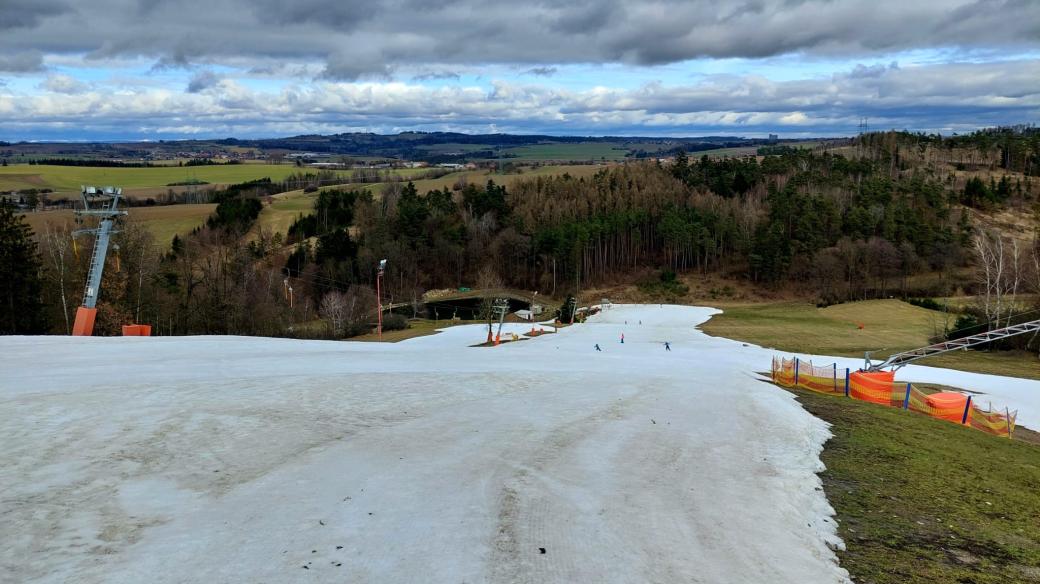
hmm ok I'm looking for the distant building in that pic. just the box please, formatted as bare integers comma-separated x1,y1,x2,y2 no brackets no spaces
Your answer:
768,134,779,143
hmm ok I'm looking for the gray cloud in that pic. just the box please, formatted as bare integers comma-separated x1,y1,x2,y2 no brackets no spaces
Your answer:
0,0,1036,71
523,67,558,77
0,0,68,31
320,49,396,81
249,0,372,27
0,52,45,73
412,71,462,82
186,70,221,93
2,59,1037,140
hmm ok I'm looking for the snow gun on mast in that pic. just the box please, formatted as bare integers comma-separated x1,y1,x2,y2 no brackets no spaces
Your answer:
71,186,127,336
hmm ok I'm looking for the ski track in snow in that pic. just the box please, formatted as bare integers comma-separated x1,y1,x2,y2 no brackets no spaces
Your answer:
4,303,1031,583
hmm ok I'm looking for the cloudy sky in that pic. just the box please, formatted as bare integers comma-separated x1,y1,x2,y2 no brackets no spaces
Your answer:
0,0,1037,140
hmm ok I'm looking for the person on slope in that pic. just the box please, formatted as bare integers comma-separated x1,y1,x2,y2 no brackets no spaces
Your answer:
595,343,602,351
664,342,671,351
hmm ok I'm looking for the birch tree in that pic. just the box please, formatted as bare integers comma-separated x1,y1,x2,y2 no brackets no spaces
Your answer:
973,230,1022,330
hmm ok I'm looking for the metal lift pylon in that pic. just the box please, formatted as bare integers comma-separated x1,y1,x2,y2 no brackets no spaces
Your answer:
71,186,127,336
865,317,1040,372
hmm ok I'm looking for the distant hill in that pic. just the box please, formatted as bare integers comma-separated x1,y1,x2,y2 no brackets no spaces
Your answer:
0,132,825,164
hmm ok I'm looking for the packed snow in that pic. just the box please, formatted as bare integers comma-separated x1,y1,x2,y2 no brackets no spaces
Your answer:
1,304,1033,583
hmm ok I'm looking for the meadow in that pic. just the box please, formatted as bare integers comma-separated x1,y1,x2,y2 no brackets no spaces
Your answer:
497,143,630,161
702,299,1040,380
1,164,452,203
0,163,315,197
790,386,1040,583
20,204,216,248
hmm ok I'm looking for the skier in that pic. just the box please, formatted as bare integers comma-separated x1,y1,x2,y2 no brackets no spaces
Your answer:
664,342,671,351
620,333,625,344
595,343,602,351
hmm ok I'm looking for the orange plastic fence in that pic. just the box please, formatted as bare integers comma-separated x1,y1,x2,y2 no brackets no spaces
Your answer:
908,390,968,423
771,356,1017,438
849,371,899,406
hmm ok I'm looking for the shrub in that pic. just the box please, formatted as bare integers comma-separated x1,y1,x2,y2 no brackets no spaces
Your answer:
382,313,408,331
907,297,942,311
949,313,980,340
637,269,689,299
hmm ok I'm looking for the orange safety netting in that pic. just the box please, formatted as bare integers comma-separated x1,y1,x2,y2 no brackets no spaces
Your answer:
848,370,900,406
970,406,1017,437
907,390,968,423
770,355,1017,438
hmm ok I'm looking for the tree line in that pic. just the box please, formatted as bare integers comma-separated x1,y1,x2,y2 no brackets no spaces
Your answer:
3,127,1038,338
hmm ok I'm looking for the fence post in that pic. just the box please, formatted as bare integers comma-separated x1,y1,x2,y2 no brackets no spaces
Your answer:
794,358,800,386
903,383,912,410
1006,407,1012,438
961,395,973,425
844,368,850,397
833,363,838,393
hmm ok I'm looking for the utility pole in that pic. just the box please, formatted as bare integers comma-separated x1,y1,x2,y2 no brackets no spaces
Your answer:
71,186,127,336
377,258,387,339
493,298,509,345
571,251,580,325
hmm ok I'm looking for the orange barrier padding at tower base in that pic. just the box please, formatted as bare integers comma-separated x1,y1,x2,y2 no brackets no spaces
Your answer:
121,324,152,336
771,355,1017,438
72,307,97,336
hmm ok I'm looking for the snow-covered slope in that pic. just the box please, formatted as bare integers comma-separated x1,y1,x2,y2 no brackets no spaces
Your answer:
9,303,988,583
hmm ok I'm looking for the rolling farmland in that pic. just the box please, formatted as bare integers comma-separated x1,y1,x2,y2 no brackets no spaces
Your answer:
0,163,333,198
20,204,216,247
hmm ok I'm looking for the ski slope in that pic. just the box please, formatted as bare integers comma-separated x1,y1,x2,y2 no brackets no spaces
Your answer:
15,303,1027,583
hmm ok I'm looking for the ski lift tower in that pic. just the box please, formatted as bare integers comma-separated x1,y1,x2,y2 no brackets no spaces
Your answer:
71,186,127,336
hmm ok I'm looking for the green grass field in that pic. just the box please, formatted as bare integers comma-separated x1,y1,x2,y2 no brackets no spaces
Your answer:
0,163,317,197
0,164,436,199
256,190,318,237
348,318,472,342
20,204,216,248
702,299,1040,380
787,386,1040,583
498,143,629,161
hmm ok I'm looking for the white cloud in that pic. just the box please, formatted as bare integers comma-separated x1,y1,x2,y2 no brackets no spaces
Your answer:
3,59,1038,139
40,73,88,94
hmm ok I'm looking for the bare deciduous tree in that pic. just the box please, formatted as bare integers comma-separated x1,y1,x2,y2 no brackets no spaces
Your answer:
41,223,74,334
319,291,348,337
476,264,503,342
973,229,1023,330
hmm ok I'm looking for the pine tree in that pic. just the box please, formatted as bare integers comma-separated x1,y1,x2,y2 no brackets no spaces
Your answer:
0,205,48,333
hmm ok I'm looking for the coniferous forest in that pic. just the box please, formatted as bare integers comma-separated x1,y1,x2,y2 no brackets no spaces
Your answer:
4,127,1039,337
